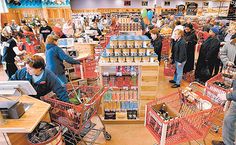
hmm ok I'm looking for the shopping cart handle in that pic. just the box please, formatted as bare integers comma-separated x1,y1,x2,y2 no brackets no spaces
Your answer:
84,87,108,107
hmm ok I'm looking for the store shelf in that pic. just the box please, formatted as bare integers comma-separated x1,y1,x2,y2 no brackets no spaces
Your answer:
102,117,144,124
99,62,159,67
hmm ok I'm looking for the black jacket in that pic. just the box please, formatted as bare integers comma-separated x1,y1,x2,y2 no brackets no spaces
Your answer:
198,36,220,63
151,36,162,56
2,38,17,63
173,38,187,63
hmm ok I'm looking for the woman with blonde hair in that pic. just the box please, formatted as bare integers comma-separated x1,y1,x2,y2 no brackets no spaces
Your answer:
169,29,187,88
45,34,80,84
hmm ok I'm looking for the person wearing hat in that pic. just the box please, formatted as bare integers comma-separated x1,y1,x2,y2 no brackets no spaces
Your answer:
195,27,221,82
212,35,236,145
183,23,198,74
150,28,163,63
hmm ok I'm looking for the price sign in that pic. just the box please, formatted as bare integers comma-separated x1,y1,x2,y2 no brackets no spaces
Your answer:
131,72,137,76
123,87,129,90
116,72,122,76
103,72,109,76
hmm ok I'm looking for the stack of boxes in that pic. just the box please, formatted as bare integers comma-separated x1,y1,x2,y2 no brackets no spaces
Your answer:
100,35,159,64
118,18,141,31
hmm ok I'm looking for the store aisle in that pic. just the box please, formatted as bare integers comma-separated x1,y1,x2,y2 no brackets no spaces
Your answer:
0,64,223,145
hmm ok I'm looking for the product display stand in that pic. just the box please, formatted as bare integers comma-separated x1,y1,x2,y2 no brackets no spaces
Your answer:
98,35,159,123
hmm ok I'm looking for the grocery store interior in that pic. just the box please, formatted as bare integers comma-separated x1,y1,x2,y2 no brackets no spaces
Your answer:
0,0,236,145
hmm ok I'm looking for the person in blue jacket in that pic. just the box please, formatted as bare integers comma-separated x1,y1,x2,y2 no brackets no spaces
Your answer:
10,55,69,102
45,34,80,84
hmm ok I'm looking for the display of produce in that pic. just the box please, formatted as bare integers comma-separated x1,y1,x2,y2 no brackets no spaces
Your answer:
160,26,172,36
100,35,159,64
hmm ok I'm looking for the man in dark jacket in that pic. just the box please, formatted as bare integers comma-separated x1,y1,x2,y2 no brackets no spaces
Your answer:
10,55,69,102
150,28,162,63
183,24,198,73
2,32,24,78
195,27,221,82
169,29,187,88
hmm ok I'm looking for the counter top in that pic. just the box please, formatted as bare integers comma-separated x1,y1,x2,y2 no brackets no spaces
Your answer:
0,96,50,133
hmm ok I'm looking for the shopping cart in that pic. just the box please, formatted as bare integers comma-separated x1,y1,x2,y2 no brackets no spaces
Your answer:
145,82,221,145
161,38,171,59
41,86,111,145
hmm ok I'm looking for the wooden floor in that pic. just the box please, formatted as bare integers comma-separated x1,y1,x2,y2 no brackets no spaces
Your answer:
0,63,222,145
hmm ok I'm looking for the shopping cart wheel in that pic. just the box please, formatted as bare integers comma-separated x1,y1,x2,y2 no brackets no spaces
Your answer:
103,131,111,141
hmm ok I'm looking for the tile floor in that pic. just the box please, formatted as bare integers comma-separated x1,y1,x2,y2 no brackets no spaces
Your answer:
0,64,222,145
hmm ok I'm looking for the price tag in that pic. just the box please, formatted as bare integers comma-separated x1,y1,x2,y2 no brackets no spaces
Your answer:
103,72,109,76
131,72,137,76
116,72,122,76
123,87,129,90
131,86,137,90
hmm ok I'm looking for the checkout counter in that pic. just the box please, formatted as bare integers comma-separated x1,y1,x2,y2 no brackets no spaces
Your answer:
0,81,51,145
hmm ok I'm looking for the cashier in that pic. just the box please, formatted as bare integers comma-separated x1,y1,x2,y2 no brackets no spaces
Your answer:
10,55,69,102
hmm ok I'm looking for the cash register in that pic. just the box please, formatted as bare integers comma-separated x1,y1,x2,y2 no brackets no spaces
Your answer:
0,81,37,119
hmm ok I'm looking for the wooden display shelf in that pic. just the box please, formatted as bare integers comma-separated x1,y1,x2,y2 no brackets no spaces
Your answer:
102,117,144,124
99,62,159,123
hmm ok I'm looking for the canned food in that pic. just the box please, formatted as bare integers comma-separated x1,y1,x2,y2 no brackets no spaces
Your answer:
106,48,114,56
150,55,158,63
146,48,154,56
118,57,126,63
110,57,118,63
126,56,134,63
122,48,130,56
142,56,150,62
134,56,142,63
130,48,138,56
138,48,146,56
114,49,122,56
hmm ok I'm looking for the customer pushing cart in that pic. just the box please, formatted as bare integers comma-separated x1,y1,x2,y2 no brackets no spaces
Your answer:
41,85,111,145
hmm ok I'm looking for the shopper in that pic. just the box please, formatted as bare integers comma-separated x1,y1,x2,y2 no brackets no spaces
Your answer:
144,25,154,39
183,24,198,73
212,35,236,145
39,19,52,43
150,28,162,63
90,22,102,41
219,35,236,67
2,32,24,78
224,26,236,42
169,29,187,88
45,34,80,85
10,55,69,102
62,20,75,38
52,24,67,38
195,27,220,83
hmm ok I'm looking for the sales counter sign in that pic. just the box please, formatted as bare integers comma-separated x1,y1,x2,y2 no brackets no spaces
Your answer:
186,2,198,15
228,0,236,17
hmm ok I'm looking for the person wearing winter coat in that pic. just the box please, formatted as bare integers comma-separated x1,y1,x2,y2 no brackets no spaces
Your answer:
150,28,162,63
183,24,198,73
169,29,187,88
195,27,221,82
45,34,80,85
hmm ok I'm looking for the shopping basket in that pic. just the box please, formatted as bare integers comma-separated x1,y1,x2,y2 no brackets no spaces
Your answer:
205,72,234,104
145,82,221,145
41,86,111,145
164,61,175,77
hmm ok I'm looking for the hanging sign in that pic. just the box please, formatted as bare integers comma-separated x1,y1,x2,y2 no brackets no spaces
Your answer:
186,2,198,15
228,0,236,18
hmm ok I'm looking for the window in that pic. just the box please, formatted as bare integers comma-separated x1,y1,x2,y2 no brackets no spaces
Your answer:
164,1,170,6
124,1,131,6
142,1,148,6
